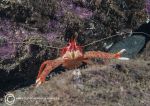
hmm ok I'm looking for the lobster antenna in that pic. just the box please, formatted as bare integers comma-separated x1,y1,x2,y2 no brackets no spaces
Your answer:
83,31,150,47
1,41,61,49
69,32,78,42
1,31,149,49
83,33,122,47
74,32,79,40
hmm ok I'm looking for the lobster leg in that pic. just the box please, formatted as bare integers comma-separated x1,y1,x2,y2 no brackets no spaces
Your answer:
36,57,63,87
84,49,129,60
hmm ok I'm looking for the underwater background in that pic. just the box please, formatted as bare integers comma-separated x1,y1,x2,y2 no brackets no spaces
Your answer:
0,0,150,105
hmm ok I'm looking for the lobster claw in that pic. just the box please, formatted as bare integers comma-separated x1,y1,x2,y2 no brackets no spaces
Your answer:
118,57,130,60
116,49,130,60
36,76,47,87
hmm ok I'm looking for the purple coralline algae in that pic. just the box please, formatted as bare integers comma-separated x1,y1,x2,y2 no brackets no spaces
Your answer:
145,0,150,14
59,0,93,19
0,0,94,59
0,19,59,59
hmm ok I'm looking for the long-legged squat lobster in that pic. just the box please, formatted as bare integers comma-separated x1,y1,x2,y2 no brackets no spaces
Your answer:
35,37,129,87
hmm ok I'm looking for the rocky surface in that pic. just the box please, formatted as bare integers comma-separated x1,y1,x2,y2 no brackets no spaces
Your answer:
109,35,146,58
1,60,150,106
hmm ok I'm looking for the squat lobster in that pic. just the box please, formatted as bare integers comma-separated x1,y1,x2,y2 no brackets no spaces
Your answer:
35,38,129,87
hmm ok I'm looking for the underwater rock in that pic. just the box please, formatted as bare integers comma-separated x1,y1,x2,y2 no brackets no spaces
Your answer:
109,35,146,58
0,0,32,22
0,18,59,93
2,60,150,106
0,34,57,96
0,18,60,59
145,0,150,14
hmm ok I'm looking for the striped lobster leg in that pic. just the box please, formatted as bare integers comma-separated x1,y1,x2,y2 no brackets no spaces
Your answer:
84,49,129,60
35,58,63,87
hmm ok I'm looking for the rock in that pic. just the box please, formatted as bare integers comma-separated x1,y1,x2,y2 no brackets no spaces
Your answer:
109,35,146,58
1,60,150,106
0,35,55,97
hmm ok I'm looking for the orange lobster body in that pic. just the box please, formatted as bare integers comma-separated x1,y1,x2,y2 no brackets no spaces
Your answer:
35,38,129,87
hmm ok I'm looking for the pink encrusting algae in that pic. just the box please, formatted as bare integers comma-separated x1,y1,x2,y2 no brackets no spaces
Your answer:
73,7,93,19
0,44,16,59
145,0,150,14
0,19,59,59
0,0,93,59
59,0,93,19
